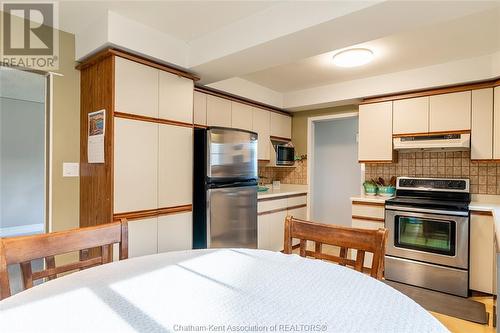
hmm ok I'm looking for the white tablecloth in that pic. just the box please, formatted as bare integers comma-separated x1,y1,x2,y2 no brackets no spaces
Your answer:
0,249,448,333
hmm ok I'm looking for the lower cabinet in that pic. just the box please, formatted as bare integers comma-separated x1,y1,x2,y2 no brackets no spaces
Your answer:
158,212,192,253
470,212,496,294
257,194,307,251
127,212,192,258
128,217,158,258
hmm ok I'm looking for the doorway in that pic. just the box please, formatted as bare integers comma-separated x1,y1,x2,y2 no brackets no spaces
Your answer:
308,113,361,227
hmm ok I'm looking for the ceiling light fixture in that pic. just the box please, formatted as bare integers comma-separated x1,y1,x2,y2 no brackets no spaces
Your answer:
332,48,374,68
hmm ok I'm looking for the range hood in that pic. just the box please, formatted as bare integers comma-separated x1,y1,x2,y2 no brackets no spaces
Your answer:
393,133,470,152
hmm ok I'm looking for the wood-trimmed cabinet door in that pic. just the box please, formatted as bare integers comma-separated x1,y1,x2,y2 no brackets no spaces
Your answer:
270,112,291,139
158,124,193,208
114,57,159,117
471,88,493,160
470,212,496,294
267,210,288,252
158,212,193,252
393,97,429,135
429,91,471,132
494,87,500,159
193,91,207,126
207,95,231,127
231,102,253,131
252,107,271,160
159,71,193,124
114,118,158,213
128,217,158,258
358,101,393,162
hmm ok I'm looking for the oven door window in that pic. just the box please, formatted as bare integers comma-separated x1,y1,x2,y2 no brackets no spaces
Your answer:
395,216,456,256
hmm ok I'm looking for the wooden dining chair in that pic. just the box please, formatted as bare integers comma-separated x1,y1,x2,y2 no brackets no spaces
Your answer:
283,216,388,279
0,219,128,300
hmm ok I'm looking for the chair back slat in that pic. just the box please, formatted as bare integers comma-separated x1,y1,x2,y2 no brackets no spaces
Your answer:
0,220,128,300
284,216,388,279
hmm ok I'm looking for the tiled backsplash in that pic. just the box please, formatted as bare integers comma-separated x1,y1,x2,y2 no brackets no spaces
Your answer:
365,151,500,195
258,159,307,185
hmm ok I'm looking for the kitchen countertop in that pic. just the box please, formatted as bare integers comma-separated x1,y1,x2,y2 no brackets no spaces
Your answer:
469,195,500,253
350,194,392,204
258,184,308,199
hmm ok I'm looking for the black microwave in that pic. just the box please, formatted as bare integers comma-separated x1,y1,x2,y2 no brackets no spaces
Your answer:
276,144,295,165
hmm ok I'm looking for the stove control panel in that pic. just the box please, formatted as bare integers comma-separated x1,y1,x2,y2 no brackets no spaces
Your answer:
397,177,469,192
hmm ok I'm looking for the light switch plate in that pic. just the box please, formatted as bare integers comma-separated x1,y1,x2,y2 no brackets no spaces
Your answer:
62,162,79,177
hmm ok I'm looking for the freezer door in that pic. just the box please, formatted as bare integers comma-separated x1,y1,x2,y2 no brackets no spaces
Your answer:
207,185,257,248
207,127,258,181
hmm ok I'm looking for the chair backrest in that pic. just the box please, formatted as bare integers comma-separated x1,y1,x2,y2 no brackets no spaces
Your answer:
283,216,388,279
0,219,128,300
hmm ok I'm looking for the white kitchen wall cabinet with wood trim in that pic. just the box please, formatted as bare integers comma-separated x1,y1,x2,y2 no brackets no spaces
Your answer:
193,91,207,126
207,94,232,127
392,97,429,135
231,101,253,131
270,112,292,139
494,87,500,159
429,91,471,132
471,88,493,160
79,51,197,259
358,101,393,162
252,107,271,160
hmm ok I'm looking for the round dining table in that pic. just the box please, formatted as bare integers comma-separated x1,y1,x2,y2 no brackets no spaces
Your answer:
0,249,448,333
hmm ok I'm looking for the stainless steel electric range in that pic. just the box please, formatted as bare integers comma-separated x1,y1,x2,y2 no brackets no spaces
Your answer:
384,177,470,297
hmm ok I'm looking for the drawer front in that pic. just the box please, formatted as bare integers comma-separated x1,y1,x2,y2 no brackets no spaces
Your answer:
351,203,385,219
287,194,307,207
258,198,288,213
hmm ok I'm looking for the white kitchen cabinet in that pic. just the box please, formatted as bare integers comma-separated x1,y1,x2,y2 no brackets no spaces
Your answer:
158,124,193,208
207,95,231,127
494,87,500,159
115,57,158,118
265,210,288,252
128,217,158,258
358,101,393,162
193,91,207,126
231,102,253,131
471,88,494,160
351,201,385,268
158,212,193,252
114,118,158,213
470,212,496,294
429,91,471,132
159,71,193,124
351,218,384,269
287,206,307,220
270,112,291,139
393,97,429,135
252,107,271,160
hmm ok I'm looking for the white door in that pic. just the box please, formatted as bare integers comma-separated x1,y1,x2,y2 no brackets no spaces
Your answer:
358,102,393,162
128,217,158,258
114,118,158,213
270,112,291,139
115,57,159,117
158,212,193,252
252,108,271,160
158,71,193,124
429,91,471,132
158,124,193,208
393,97,429,135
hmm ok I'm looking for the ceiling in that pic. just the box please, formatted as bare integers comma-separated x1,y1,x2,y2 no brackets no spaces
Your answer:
242,8,500,92
58,1,278,41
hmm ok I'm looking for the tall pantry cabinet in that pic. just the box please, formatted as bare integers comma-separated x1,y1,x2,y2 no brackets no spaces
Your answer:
78,49,198,258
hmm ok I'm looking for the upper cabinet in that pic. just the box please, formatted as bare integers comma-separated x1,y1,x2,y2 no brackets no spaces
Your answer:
393,97,429,135
207,95,232,127
494,87,500,159
429,91,471,132
231,102,253,131
193,91,207,126
159,71,193,124
359,101,393,162
471,88,493,160
252,107,271,160
115,57,158,118
270,112,292,139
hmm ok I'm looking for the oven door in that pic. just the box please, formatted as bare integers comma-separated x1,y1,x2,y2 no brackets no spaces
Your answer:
385,207,468,269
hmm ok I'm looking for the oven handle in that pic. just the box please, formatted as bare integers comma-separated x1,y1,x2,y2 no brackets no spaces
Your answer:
385,205,469,217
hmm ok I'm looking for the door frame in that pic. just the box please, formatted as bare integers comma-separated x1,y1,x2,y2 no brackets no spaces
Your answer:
307,112,362,220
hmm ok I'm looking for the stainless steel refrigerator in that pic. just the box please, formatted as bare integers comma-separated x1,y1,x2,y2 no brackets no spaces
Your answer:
193,127,258,249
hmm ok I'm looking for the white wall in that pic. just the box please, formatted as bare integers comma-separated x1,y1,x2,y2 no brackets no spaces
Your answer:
311,117,360,227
